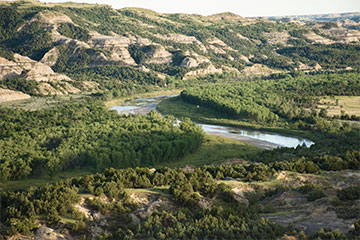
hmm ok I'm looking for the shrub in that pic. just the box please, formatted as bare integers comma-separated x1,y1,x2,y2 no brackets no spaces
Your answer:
298,184,316,194
337,186,360,201
307,190,326,201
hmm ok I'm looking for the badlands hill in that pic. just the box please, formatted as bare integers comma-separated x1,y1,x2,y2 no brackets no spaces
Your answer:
0,0,359,101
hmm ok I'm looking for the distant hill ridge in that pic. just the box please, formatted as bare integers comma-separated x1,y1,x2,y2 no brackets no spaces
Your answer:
268,12,360,22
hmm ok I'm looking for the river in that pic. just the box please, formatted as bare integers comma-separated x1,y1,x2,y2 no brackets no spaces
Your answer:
110,95,315,150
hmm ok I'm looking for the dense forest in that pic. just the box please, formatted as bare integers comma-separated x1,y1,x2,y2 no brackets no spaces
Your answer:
0,102,204,181
181,71,360,125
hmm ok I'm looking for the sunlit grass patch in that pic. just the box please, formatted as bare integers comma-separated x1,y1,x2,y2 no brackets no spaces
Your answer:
318,96,360,117
154,134,262,169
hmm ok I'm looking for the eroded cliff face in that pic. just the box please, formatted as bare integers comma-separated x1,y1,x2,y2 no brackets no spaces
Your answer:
91,35,145,65
155,33,208,53
304,32,336,44
263,32,291,45
181,57,199,68
0,88,31,103
0,57,23,80
325,28,360,43
40,47,60,67
241,64,280,77
0,54,80,97
145,46,173,64
183,64,223,80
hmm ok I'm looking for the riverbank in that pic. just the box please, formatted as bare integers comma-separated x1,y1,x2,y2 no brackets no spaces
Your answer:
109,93,315,149
105,89,181,108
157,96,322,142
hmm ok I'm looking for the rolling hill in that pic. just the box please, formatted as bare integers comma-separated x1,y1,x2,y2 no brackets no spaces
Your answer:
0,0,359,101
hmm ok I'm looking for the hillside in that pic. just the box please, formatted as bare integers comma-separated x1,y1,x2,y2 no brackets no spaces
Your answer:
0,0,359,101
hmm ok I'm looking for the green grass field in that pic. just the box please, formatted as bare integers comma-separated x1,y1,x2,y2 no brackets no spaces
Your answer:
154,134,262,169
0,168,94,191
318,96,360,117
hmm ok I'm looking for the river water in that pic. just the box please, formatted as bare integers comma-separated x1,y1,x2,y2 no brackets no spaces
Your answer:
110,95,314,150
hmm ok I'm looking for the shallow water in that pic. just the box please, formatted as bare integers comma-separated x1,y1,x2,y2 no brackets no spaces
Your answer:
110,95,315,149
201,124,314,149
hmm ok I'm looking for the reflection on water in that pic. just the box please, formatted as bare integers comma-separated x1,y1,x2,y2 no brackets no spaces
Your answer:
111,95,178,115
110,96,315,149
201,124,314,148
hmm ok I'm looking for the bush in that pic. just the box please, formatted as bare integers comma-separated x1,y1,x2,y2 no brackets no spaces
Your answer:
298,184,316,194
310,228,346,240
335,206,360,219
337,186,360,201
262,203,276,213
307,190,326,201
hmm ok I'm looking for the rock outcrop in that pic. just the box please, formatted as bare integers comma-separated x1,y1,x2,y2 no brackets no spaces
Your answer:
207,45,227,54
0,88,31,103
237,33,250,41
155,33,208,53
40,47,60,67
18,10,73,33
207,37,236,51
34,10,73,26
1,54,72,83
296,62,322,71
325,28,360,43
263,32,291,45
91,35,156,65
145,46,172,64
241,64,279,77
111,48,136,65
130,193,175,222
222,66,241,74
34,226,67,240
232,187,250,206
0,57,23,80
183,51,211,65
91,36,132,48
238,55,251,64
12,54,73,83
180,57,199,68
183,64,223,79
0,53,80,96
1,1,358,99
304,32,335,44
91,35,152,48
14,54,54,76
